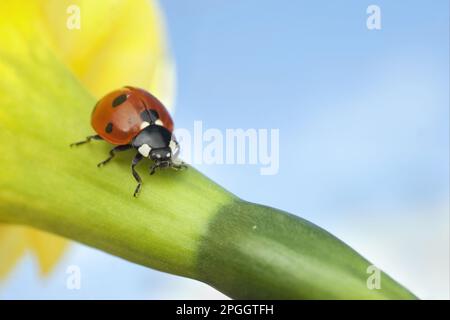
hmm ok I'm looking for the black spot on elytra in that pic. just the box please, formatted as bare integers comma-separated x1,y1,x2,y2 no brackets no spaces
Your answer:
140,109,159,123
112,94,128,107
105,122,113,133
150,110,159,120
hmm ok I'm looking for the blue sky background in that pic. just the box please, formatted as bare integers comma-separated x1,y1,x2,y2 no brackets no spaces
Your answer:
1,0,449,299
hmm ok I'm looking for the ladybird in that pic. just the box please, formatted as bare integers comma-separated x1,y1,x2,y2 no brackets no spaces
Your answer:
71,86,186,197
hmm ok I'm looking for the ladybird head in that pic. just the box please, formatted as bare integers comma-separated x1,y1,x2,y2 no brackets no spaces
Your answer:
132,124,180,164
149,147,172,162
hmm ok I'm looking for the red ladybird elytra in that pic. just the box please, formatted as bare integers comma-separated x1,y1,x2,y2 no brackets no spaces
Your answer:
71,86,186,197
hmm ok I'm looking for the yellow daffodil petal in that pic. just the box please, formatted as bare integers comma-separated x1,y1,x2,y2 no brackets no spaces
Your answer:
40,0,175,108
0,226,27,279
26,229,68,275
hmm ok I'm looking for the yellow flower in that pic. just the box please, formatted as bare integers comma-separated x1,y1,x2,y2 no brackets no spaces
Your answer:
0,0,174,279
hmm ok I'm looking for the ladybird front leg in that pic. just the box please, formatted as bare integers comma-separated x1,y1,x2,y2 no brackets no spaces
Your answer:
132,153,144,197
70,134,102,147
97,144,132,167
149,163,158,175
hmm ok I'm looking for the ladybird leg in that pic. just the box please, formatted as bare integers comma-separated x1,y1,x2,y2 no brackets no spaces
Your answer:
171,162,188,171
70,135,102,147
149,163,157,175
97,144,132,167
132,153,144,197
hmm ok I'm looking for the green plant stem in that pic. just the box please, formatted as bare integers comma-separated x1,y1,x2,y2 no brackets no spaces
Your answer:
198,200,416,299
0,21,417,299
